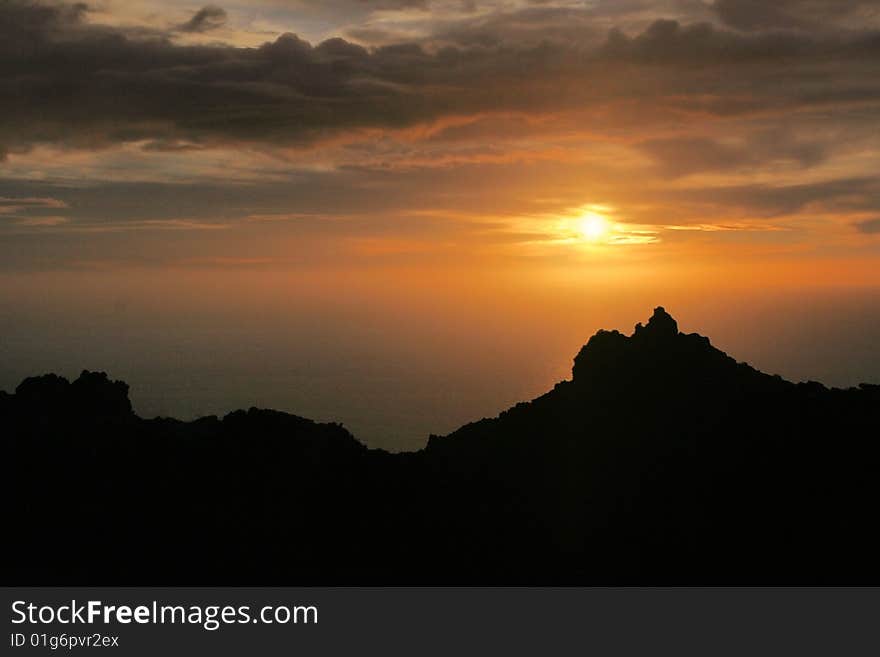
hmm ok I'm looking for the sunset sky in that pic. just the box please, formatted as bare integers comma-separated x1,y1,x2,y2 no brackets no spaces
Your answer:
2,0,879,449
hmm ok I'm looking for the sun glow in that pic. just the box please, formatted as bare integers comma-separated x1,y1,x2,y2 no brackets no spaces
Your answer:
528,204,659,251
577,212,609,242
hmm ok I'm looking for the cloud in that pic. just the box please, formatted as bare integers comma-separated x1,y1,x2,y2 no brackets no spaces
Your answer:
16,216,70,227
855,217,880,234
1,0,879,160
1,1,878,274
429,5,610,48
0,197,68,215
597,17,880,64
663,222,790,232
638,131,828,177
0,195,70,229
659,177,880,218
712,0,879,32
177,5,227,33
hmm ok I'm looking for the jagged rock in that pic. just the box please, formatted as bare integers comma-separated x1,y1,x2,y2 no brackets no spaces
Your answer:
71,370,133,419
573,307,725,385
633,305,678,340
571,329,629,381
4,308,879,584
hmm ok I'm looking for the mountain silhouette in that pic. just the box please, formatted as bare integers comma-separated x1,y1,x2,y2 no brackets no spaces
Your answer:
5,307,879,583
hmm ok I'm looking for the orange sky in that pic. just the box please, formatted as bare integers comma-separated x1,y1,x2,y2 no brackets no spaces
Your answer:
1,0,879,278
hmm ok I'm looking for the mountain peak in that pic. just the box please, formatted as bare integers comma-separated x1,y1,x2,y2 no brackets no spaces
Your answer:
633,306,678,340
571,307,719,383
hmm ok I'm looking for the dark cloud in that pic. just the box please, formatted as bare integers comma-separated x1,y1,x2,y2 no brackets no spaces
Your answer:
598,17,879,63
661,177,880,218
855,217,880,234
712,0,878,32
290,0,430,22
714,0,812,31
0,196,67,215
1,1,879,159
177,5,227,33
0,195,69,230
639,131,828,177
431,5,609,47
0,169,513,270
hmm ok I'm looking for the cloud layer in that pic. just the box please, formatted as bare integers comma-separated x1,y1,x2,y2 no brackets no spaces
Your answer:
1,0,879,272
2,0,880,155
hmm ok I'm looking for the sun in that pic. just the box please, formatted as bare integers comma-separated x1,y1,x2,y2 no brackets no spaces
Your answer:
577,212,609,241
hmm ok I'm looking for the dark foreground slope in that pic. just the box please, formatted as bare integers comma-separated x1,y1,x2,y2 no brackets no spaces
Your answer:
5,308,879,583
